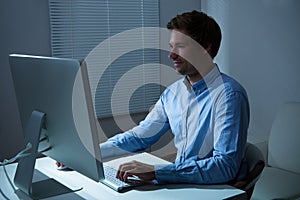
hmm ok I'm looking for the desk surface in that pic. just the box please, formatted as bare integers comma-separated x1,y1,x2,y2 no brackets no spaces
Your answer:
0,157,246,200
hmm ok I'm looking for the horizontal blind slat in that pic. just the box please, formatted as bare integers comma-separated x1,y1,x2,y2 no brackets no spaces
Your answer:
49,0,160,118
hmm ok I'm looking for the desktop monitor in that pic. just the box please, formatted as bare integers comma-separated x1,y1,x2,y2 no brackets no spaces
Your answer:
9,54,104,198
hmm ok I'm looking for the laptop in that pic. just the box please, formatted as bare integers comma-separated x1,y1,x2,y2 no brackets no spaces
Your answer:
100,152,171,192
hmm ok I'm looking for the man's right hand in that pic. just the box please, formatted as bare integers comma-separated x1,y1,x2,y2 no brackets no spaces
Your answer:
55,161,70,170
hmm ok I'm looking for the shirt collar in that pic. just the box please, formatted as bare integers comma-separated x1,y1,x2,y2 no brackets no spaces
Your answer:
183,64,221,94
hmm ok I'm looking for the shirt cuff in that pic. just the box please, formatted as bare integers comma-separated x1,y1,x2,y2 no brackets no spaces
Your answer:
155,163,176,184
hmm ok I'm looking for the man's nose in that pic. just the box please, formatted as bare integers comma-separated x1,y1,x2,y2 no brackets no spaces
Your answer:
168,51,178,60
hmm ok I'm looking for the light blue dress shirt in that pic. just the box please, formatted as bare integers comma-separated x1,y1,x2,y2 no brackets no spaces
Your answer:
100,65,249,184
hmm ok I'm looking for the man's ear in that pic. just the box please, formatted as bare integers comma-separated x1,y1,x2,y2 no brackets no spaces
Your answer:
205,43,212,55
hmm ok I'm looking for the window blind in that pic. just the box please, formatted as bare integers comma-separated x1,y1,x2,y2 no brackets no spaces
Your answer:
49,0,160,118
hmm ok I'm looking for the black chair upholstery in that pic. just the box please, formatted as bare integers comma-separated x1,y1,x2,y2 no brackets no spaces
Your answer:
229,142,265,199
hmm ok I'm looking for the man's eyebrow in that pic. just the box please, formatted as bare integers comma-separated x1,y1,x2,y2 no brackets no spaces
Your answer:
169,42,186,47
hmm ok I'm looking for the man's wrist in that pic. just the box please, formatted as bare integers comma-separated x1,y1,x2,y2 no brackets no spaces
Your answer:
154,163,175,184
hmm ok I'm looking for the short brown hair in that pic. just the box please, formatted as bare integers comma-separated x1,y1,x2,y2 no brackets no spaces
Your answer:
167,10,222,59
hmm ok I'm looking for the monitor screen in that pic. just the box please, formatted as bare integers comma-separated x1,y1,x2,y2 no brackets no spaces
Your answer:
9,54,104,196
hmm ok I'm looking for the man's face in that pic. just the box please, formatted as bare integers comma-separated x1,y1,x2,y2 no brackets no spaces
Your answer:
168,29,199,77
168,29,213,79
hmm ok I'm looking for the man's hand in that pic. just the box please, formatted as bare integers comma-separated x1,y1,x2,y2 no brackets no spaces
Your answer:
55,161,71,170
116,160,155,182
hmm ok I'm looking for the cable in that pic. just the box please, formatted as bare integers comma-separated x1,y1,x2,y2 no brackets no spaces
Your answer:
0,142,33,199
0,143,32,166
0,187,10,200
3,164,16,193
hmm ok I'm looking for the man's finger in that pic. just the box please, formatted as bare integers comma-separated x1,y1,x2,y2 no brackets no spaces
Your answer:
116,162,134,180
122,170,135,182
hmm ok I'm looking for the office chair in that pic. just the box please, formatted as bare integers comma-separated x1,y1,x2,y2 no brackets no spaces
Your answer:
251,102,300,200
229,142,265,200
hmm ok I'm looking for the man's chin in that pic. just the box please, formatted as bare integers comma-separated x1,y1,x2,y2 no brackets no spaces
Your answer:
174,68,185,76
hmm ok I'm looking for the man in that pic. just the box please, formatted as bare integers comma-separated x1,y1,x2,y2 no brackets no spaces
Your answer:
101,10,249,184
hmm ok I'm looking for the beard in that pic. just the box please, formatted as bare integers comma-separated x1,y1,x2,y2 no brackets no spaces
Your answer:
174,60,199,77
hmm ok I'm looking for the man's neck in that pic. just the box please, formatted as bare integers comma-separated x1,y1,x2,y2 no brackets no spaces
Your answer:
187,63,216,85
186,73,202,85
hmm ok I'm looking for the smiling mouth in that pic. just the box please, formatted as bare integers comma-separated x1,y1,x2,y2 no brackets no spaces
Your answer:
174,60,184,67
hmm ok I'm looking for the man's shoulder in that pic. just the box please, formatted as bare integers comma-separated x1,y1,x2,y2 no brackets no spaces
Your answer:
218,73,247,94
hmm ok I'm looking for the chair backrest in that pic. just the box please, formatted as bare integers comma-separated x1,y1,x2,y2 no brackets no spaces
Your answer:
245,143,264,171
243,143,265,190
230,142,265,199
268,102,300,174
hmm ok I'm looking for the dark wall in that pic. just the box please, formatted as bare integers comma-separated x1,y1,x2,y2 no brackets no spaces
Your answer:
0,0,51,160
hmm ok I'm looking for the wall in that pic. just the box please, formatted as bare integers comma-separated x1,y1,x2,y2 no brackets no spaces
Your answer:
0,0,201,160
0,0,51,160
202,0,300,143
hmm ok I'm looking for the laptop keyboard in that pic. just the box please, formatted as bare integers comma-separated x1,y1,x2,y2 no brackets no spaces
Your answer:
103,165,131,187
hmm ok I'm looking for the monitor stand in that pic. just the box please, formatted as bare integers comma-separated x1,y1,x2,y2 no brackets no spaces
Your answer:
14,110,78,199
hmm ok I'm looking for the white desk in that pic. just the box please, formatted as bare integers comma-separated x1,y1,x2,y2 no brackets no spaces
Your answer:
0,157,246,200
